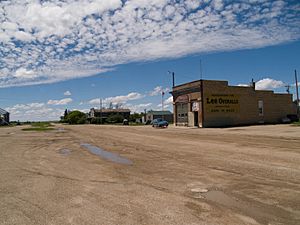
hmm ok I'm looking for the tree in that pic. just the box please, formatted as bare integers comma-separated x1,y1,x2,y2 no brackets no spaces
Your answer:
65,111,87,124
90,117,103,124
64,109,69,119
106,114,124,123
129,113,143,122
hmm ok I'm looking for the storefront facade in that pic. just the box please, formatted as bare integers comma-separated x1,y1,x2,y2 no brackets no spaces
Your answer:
171,80,297,127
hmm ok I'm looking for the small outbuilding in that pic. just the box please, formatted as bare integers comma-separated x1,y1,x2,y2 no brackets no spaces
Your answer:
0,108,10,125
146,110,173,123
170,79,297,127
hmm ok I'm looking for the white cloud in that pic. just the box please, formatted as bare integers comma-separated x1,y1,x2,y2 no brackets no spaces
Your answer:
5,102,63,121
255,78,285,90
149,86,170,96
237,84,249,87
64,91,72,96
164,96,173,105
47,98,73,105
292,82,300,87
126,103,152,113
157,96,173,109
104,92,144,104
89,98,101,105
0,1,299,87
14,68,37,79
89,92,144,106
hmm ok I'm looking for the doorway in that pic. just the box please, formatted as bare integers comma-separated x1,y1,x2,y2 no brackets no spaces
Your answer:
194,111,198,127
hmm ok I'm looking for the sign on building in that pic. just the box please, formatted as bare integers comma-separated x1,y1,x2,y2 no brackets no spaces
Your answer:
205,94,240,113
192,102,200,112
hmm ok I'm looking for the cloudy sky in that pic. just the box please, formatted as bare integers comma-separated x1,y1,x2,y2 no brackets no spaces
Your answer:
0,0,300,121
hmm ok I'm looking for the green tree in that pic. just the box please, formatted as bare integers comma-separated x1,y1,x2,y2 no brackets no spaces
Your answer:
129,113,142,122
90,117,103,124
106,114,124,123
65,111,87,124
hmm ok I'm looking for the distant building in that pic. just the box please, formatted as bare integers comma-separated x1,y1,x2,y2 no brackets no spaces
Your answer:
146,110,173,123
0,108,10,125
170,79,297,127
89,108,131,121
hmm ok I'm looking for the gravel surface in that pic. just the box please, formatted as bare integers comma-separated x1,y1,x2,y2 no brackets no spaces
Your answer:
0,124,299,225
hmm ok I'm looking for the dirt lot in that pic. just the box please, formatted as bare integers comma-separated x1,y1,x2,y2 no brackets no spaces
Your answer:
0,124,299,225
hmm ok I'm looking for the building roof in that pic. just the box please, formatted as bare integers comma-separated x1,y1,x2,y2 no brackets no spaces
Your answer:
147,110,173,115
0,108,9,115
91,108,131,113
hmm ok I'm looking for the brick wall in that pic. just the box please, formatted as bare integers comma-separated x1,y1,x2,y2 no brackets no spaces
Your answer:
202,80,296,127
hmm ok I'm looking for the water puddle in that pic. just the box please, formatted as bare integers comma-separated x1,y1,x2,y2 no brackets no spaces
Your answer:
57,128,65,132
81,143,133,165
59,148,71,155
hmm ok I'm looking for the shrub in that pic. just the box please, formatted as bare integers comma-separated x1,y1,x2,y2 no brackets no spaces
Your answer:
65,111,87,124
106,114,124,123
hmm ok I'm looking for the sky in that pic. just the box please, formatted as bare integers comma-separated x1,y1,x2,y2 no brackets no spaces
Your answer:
0,0,300,121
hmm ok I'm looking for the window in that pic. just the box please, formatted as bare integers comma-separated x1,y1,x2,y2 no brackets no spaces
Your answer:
176,103,188,122
258,100,264,116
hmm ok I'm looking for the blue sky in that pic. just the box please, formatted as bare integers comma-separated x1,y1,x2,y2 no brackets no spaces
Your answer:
0,0,300,121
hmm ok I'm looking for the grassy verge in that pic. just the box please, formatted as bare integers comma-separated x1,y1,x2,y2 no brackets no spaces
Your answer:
292,121,300,126
22,122,54,131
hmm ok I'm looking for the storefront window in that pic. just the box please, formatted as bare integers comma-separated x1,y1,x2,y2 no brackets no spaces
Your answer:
176,103,188,123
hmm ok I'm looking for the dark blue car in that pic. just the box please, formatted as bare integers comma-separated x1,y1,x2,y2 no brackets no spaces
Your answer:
151,118,168,128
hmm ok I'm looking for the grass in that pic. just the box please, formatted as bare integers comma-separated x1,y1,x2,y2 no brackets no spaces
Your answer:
292,121,300,126
22,122,54,131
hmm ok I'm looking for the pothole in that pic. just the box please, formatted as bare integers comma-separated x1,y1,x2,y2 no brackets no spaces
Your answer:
59,148,71,156
81,143,133,165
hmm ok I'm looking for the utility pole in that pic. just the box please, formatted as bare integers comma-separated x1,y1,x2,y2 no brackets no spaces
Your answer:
285,84,291,94
162,90,165,120
200,59,203,80
295,70,299,116
168,71,175,87
172,72,175,87
100,98,103,124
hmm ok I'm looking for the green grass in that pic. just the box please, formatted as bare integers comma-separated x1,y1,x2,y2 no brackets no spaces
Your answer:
22,127,55,131
22,122,54,131
292,121,300,126
31,122,53,127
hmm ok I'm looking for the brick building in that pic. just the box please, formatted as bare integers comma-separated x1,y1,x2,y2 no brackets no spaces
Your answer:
170,80,297,127
89,108,130,120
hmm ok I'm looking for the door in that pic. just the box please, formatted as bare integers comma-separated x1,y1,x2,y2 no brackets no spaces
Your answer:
194,111,198,127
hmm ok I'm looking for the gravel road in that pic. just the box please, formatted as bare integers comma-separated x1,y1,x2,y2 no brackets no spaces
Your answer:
0,124,299,225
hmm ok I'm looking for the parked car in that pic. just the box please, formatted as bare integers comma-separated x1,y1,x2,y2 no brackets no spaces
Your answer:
151,118,168,128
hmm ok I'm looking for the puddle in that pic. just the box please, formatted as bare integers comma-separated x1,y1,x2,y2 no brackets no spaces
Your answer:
59,148,71,155
81,143,133,165
57,128,65,132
